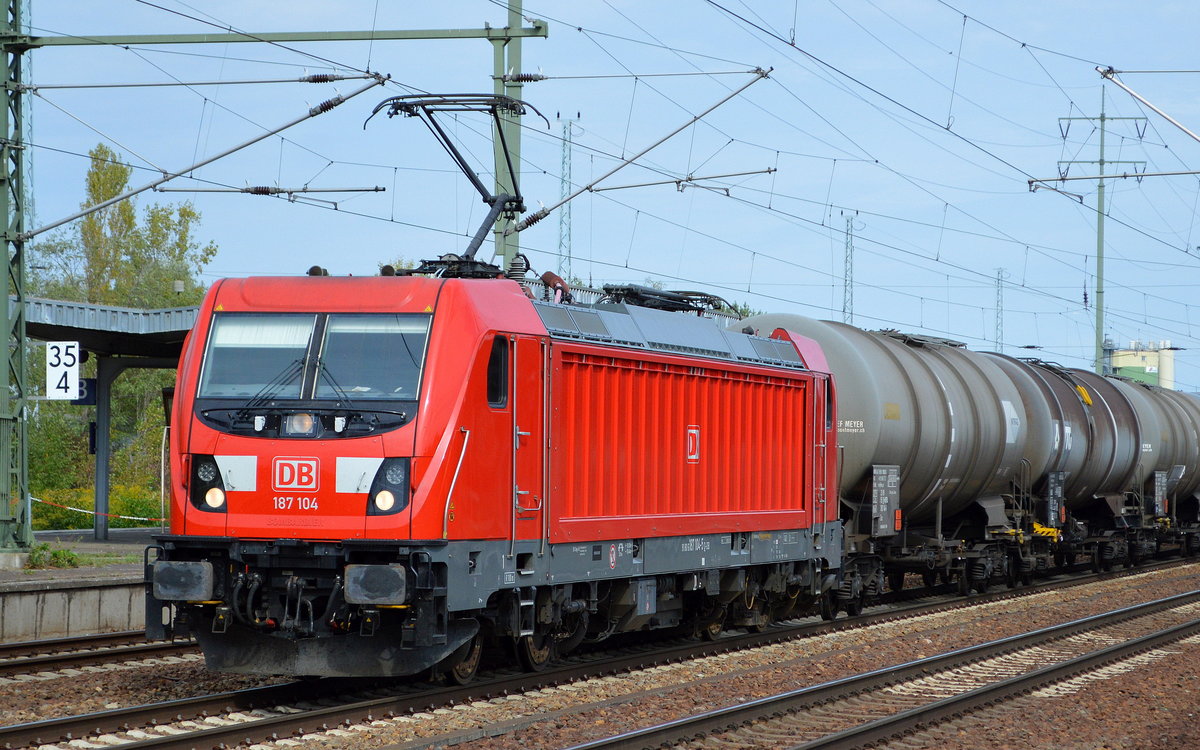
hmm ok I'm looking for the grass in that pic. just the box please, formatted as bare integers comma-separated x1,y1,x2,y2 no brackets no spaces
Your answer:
25,542,79,569
76,551,142,566
23,543,141,570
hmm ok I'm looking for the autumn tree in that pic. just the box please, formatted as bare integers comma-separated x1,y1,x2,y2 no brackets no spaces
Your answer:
28,144,216,504
34,144,215,306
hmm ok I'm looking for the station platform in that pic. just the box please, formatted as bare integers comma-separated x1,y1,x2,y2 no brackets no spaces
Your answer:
0,528,154,642
0,527,153,586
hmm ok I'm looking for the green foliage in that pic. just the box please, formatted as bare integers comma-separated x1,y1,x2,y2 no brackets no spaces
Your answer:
381,256,419,273
27,143,216,498
25,543,81,569
26,402,93,490
31,485,165,530
31,144,215,308
720,299,762,319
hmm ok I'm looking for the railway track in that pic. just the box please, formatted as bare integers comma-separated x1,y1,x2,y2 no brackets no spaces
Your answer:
568,591,1200,749
0,632,196,678
3,559,1195,749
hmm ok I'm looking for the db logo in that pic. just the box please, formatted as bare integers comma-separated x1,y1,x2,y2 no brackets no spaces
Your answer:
686,425,701,464
273,457,319,491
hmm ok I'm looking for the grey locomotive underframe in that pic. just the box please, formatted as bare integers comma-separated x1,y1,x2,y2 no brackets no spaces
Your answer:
146,520,844,676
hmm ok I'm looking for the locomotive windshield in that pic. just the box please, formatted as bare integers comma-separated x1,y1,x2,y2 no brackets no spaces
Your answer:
197,312,431,402
197,314,314,398
315,314,429,400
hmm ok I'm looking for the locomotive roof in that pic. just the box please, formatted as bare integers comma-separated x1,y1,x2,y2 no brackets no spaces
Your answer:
532,299,806,370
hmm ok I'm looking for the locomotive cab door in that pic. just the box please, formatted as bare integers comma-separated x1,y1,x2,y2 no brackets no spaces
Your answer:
510,335,548,561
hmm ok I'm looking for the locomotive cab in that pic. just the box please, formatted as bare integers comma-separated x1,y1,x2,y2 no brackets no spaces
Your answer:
185,309,428,537
149,275,516,676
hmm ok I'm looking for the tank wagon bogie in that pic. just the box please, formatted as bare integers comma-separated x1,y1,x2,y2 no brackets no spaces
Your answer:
743,313,1200,595
147,277,841,678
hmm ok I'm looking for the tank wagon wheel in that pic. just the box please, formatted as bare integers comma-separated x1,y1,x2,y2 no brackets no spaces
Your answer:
843,594,864,618
442,632,484,686
887,571,905,593
1055,545,1075,571
921,571,938,589
516,633,554,672
1005,556,1021,589
956,573,970,596
819,590,838,621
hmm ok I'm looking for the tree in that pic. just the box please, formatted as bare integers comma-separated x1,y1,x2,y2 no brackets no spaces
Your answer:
33,144,215,306
28,144,217,506
379,255,418,274
720,299,762,319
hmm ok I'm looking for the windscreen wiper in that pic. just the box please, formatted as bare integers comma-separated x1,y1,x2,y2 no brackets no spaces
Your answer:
235,359,305,420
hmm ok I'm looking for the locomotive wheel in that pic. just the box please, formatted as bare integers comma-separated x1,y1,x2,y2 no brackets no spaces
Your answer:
443,632,484,686
699,618,724,641
922,571,938,589
695,603,726,641
887,571,905,593
516,633,554,672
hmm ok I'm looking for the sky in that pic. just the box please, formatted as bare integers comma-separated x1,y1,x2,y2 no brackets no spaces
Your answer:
20,1,1200,388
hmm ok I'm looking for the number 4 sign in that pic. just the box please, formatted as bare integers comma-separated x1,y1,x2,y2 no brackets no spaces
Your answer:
46,341,80,400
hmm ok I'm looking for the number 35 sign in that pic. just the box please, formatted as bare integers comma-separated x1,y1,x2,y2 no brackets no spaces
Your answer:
46,341,80,400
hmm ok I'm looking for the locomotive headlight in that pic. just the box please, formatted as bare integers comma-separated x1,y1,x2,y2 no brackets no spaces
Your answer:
282,412,320,437
384,462,407,486
190,454,227,513
373,490,396,512
367,457,411,516
196,460,218,484
204,487,226,509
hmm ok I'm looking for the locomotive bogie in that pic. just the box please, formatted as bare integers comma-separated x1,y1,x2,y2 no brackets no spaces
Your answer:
152,530,840,676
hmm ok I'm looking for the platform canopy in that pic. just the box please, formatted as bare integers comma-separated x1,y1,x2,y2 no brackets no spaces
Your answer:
20,296,198,540
23,297,197,359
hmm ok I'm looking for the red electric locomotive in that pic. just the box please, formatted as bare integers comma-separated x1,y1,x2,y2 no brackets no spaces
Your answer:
147,271,840,679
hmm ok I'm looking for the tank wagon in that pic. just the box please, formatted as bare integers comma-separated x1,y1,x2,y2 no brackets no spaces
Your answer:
146,276,840,679
743,314,1200,601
